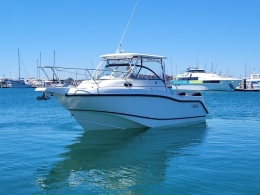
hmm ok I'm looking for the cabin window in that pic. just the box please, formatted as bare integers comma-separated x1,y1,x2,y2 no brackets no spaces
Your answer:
203,80,220,83
178,77,198,80
187,70,205,73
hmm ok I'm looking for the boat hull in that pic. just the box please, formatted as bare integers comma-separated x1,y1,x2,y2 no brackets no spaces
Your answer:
12,84,32,88
172,80,241,91
51,91,208,131
70,110,206,130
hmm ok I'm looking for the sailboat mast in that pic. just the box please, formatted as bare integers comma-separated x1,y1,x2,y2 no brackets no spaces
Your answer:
39,52,41,79
53,50,55,81
37,59,38,79
18,49,20,80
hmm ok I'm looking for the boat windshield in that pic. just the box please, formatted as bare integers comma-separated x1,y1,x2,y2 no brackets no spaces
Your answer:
251,74,260,79
186,69,206,73
96,64,131,79
96,63,162,80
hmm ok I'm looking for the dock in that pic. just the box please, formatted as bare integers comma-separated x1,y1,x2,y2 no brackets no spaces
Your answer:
235,88,260,92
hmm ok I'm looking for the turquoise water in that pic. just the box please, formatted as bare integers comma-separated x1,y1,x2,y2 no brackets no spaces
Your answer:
0,88,260,194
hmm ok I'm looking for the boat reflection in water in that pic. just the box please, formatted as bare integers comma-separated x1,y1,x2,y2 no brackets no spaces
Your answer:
35,125,207,193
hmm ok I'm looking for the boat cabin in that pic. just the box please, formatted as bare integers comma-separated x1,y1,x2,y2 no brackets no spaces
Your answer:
186,68,206,73
77,53,169,91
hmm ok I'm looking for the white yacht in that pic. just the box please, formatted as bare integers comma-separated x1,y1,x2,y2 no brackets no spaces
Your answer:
247,73,260,90
171,67,241,91
248,72,260,81
237,72,260,90
36,52,209,130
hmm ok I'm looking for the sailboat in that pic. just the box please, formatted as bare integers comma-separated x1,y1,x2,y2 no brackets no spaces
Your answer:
11,49,32,88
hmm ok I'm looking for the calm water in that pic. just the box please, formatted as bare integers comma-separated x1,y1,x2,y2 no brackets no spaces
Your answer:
0,88,259,194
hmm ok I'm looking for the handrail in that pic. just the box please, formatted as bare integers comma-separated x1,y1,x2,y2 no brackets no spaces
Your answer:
86,69,99,88
37,66,168,91
41,67,56,87
73,90,92,95
146,77,152,90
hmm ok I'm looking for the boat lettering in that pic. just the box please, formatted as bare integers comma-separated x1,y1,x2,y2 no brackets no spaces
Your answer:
191,104,199,108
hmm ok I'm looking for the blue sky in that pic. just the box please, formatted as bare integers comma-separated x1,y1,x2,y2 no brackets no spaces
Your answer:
0,0,260,79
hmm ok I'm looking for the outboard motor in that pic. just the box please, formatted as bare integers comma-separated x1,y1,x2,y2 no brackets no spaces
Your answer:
36,93,50,101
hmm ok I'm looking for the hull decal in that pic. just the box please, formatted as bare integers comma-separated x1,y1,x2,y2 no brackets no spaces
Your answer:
70,109,206,120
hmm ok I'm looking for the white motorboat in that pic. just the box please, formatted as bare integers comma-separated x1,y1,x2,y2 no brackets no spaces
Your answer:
0,77,12,88
36,52,209,130
236,73,260,90
171,67,241,91
246,73,260,90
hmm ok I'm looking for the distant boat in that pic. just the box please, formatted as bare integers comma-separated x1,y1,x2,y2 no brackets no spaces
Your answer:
171,67,241,91
11,49,32,88
11,78,32,88
236,72,260,91
0,77,12,88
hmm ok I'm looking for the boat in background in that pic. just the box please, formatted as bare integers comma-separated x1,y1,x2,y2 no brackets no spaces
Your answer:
171,67,241,91
11,49,32,88
0,77,12,88
36,52,208,131
245,72,260,90
236,73,260,91
29,78,45,88
10,77,32,88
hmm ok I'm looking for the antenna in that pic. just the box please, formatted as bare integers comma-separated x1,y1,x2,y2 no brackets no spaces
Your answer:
244,62,246,77
214,63,217,73
116,1,138,53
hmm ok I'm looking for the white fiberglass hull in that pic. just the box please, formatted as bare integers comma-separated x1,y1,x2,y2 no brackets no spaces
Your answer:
41,88,208,130
172,80,241,91
70,110,206,130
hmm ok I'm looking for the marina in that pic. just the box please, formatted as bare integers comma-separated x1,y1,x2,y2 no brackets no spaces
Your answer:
1,1,260,194
1,88,259,194
235,88,260,92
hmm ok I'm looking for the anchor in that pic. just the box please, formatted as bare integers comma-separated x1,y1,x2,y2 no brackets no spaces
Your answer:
36,93,50,101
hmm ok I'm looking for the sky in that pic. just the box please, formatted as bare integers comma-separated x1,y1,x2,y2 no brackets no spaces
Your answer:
0,0,260,79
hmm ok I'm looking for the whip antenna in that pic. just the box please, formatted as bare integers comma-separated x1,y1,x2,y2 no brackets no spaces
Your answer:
116,1,138,53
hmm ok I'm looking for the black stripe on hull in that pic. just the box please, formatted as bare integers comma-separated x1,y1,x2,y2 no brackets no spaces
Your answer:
69,109,206,121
